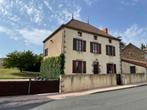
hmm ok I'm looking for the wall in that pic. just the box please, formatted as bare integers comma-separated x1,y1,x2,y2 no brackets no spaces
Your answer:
64,28,121,74
60,74,117,93
121,73,146,85
44,29,63,58
122,61,146,74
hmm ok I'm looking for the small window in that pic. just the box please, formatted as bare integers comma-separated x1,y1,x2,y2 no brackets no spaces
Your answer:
78,31,82,37
94,35,97,40
44,48,48,56
107,63,116,74
109,39,112,43
130,66,136,74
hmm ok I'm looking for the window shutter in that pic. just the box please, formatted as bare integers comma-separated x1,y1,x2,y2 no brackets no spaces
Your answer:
90,42,93,53
114,64,116,73
106,45,108,55
98,44,101,54
83,41,86,52
83,61,86,73
113,47,115,56
72,60,76,73
73,38,76,50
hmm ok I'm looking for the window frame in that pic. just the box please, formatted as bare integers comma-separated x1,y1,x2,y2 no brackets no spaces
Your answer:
90,42,101,54
73,60,86,73
106,45,115,56
44,48,48,56
73,38,86,52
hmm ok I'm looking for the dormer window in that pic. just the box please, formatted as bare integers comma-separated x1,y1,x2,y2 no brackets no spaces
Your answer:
94,35,97,40
78,31,82,37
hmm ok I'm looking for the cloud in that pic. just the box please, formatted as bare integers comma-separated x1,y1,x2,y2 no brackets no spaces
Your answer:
0,26,51,45
120,0,140,6
111,25,147,46
83,0,97,6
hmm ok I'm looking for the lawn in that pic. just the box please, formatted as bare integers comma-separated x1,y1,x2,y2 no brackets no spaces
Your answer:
0,68,38,79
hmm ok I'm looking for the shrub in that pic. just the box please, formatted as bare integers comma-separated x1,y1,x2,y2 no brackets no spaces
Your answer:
40,54,65,79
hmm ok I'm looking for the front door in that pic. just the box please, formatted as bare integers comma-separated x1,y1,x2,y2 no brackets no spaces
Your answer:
93,62,99,74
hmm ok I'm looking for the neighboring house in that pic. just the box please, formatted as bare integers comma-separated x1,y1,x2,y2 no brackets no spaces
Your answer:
43,19,121,74
121,43,147,74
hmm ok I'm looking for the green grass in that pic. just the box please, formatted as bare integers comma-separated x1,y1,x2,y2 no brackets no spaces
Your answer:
0,68,38,79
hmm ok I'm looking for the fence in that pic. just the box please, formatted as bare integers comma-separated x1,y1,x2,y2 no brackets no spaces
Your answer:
0,79,59,96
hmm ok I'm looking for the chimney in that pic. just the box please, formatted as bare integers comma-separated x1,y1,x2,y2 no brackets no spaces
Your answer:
102,28,108,34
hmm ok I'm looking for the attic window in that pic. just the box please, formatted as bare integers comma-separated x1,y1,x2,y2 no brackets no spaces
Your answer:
94,35,97,40
109,39,112,43
78,31,82,37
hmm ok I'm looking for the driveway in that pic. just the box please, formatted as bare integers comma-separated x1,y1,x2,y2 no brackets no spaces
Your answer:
31,85,147,110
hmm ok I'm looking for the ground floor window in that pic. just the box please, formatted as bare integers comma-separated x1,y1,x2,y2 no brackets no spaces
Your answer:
93,62,100,74
72,60,86,73
130,66,136,74
107,63,116,74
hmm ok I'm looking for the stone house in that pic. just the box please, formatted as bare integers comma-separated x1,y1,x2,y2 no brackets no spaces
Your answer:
121,43,147,74
43,19,121,74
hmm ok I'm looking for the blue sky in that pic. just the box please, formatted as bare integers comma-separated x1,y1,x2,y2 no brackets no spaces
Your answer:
0,0,147,57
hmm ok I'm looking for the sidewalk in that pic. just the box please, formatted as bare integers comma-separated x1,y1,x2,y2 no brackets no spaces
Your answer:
0,82,147,108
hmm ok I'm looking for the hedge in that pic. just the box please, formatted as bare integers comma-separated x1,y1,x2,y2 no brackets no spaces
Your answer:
40,54,65,79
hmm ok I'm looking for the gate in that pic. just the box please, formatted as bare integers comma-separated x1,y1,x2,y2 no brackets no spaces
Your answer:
116,74,122,85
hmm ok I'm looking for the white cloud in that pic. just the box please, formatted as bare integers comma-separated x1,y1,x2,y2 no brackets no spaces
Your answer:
111,25,147,46
120,0,140,6
18,28,51,45
83,0,97,6
0,26,51,45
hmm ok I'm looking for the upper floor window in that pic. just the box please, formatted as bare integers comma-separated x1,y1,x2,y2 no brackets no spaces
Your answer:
106,45,115,56
73,38,86,52
44,48,48,56
109,39,112,43
78,31,82,37
94,35,97,40
90,42,101,54
72,60,86,73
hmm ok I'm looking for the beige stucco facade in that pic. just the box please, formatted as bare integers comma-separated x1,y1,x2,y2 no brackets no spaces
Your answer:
44,28,63,58
122,61,147,74
44,27,121,74
63,28,121,74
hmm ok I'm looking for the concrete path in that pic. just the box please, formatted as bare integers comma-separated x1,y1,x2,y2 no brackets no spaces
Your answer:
0,82,147,110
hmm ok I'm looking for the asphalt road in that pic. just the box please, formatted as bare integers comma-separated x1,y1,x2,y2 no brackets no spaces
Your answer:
31,86,147,110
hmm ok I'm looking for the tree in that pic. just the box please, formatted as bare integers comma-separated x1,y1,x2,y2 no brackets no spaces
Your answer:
3,51,43,72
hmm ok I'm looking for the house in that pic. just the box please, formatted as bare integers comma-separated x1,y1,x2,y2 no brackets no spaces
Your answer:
43,19,121,74
121,43,147,74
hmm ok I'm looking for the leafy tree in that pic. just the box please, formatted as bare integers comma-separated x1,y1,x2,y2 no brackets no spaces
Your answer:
3,51,43,72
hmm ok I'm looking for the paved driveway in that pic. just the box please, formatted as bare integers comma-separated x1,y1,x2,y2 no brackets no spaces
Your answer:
32,86,147,110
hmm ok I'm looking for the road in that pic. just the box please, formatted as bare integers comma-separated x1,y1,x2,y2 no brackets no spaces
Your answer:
1,86,147,110
32,86,147,110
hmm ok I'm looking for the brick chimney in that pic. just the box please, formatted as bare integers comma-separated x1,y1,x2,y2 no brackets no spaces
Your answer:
102,28,108,34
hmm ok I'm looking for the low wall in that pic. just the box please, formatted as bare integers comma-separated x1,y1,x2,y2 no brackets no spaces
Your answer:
121,73,146,85
60,74,117,93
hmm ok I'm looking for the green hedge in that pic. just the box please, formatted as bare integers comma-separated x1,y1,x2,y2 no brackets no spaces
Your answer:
40,54,65,79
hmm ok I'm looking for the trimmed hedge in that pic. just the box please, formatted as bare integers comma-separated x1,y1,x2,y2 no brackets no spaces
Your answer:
40,54,65,79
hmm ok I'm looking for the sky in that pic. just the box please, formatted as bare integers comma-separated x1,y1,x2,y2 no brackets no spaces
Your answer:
0,0,147,57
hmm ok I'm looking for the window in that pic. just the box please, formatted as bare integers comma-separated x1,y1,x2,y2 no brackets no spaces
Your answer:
93,62,100,74
90,42,101,54
73,60,86,73
130,66,136,74
44,48,48,56
109,39,112,43
106,45,115,56
78,31,82,36
94,35,97,40
107,63,116,74
73,38,86,52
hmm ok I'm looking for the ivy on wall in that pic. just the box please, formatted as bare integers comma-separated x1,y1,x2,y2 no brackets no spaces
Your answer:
40,54,65,79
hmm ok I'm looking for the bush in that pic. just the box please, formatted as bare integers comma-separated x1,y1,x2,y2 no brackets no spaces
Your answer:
40,54,65,79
